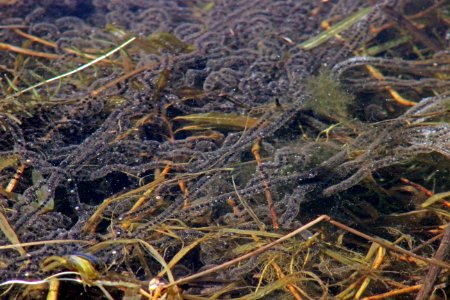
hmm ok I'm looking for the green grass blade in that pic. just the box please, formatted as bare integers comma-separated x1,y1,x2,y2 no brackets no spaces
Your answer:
298,7,372,50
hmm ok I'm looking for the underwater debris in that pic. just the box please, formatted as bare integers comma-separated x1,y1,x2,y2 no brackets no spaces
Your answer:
0,0,449,299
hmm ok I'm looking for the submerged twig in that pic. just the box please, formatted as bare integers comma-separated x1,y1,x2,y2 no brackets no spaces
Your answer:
328,219,450,269
252,137,279,230
381,5,442,51
0,42,61,59
415,223,450,300
164,215,328,287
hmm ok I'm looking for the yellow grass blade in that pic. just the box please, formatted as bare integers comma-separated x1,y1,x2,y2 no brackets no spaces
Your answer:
174,113,259,130
0,211,26,256
421,191,450,208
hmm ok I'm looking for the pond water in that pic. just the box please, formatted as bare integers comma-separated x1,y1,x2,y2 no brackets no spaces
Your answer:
0,1,449,299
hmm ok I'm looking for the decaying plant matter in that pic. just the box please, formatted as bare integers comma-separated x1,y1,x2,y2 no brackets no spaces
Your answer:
0,0,449,299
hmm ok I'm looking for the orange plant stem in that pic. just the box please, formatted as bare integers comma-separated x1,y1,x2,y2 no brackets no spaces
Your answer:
5,164,26,193
271,262,303,300
362,284,422,300
252,138,279,230
178,179,190,208
0,42,61,59
364,65,416,107
13,29,114,64
400,178,433,197
129,164,171,213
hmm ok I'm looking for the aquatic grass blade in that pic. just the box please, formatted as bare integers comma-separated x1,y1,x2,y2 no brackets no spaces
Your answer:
298,7,372,50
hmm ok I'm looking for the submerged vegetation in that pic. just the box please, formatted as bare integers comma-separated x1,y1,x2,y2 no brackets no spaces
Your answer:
0,0,449,299
305,68,354,121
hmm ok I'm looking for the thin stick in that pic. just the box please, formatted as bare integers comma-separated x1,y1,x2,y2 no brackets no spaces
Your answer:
0,42,61,59
362,284,422,300
8,37,136,99
415,223,450,300
411,232,444,253
271,261,303,300
370,0,446,34
90,61,159,97
164,215,329,287
328,219,450,269
14,29,57,48
13,29,114,64
400,178,433,197
0,25,28,29
5,164,26,193
252,137,279,229
381,6,442,52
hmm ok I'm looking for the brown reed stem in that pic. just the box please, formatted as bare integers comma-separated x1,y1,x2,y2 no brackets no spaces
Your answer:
252,137,279,230
362,284,422,300
0,42,61,59
415,223,450,300
164,215,329,287
90,62,159,97
328,219,450,269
